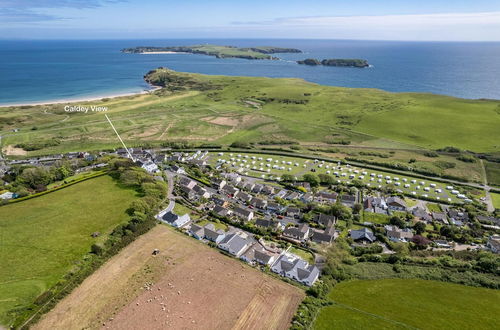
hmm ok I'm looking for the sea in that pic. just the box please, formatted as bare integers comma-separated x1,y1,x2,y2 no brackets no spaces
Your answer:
1,39,500,105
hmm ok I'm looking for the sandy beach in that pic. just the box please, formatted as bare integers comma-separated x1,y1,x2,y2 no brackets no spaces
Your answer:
140,51,188,54
0,86,161,108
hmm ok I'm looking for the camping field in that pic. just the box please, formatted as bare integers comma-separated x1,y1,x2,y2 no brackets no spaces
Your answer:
0,175,137,326
206,151,467,203
34,225,305,330
313,279,500,330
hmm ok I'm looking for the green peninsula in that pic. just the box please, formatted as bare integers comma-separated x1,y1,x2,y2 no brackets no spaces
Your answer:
297,58,369,68
121,44,302,60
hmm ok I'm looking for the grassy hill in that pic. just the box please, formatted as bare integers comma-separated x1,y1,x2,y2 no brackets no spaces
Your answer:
1,69,499,157
0,175,136,326
313,279,500,330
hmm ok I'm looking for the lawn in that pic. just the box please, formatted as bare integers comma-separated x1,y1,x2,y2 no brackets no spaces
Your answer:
173,202,199,219
196,219,228,231
363,212,390,224
313,279,500,330
491,192,500,210
484,161,500,187
0,175,136,326
426,203,442,212
289,246,315,264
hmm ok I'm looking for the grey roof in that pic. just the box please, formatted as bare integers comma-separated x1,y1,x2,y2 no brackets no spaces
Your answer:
350,227,376,242
254,249,273,264
219,233,251,254
314,214,336,227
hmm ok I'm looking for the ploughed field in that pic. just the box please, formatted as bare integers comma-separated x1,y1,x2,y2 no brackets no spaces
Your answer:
1,69,499,158
34,225,304,330
313,279,500,330
0,175,136,326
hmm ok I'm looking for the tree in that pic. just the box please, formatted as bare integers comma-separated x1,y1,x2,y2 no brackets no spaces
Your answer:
389,216,406,228
281,174,295,182
329,204,352,220
352,203,363,214
413,221,426,235
318,173,335,185
303,173,320,187
17,167,53,189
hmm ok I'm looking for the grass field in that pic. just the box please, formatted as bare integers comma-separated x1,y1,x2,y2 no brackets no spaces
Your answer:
0,176,136,326
484,161,500,187
313,279,500,330
196,219,228,231
426,203,442,212
289,247,315,264
34,225,304,330
1,69,499,159
491,192,500,210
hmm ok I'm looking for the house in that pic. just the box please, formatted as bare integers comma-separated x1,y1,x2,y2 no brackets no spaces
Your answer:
212,178,227,190
286,207,301,219
232,206,254,221
243,182,255,191
412,207,432,222
203,223,226,243
255,219,284,231
237,191,253,203
311,225,336,244
314,191,338,203
189,224,205,240
213,205,232,218
211,196,229,208
283,223,310,241
486,235,500,254
386,197,407,212
341,194,357,208
261,185,275,195
193,185,211,199
252,184,263,194
275,189,288,199
250,197,267,210
225,172,242,183
161,211,191,228
432,212,448,224
221,185,239,197
364,197,388,214
179,177,197,189
170,165,186,174
218,233,252,257
179,186,197,200
477,215,500,226
267,202,286,214
385,225,414,242
285,191,301,201
154,154,166,164
350,228,376,244
189,159,207,167
313,214,337,227
301,193,314,203
447,209,469,224
271,252,320,286
254,249,277,266
139,160,159,173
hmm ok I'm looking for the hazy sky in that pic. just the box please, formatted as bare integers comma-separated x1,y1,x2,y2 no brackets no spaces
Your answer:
1,0,500,41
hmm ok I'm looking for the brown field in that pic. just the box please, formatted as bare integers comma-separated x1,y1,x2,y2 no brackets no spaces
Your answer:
2,145,27,156
34,225,304,330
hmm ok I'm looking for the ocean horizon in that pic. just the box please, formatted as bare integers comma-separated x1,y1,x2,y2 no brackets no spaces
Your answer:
1,38,500,105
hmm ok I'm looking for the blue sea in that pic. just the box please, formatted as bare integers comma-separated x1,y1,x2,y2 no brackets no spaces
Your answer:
1,39,500,105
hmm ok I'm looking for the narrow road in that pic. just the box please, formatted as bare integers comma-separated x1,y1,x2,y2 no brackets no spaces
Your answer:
480,160,495,212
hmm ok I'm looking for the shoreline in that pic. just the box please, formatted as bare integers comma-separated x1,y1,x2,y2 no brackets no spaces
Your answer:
0,86,161,108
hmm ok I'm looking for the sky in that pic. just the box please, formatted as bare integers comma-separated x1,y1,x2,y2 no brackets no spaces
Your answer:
1,0,500,41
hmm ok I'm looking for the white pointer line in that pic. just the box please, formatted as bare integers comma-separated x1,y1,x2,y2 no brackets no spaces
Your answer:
105,114,135,161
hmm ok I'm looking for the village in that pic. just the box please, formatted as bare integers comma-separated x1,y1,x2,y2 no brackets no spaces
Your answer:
1,146,499,287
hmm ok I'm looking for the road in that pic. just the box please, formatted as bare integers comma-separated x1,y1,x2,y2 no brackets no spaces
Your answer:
479,160,495,212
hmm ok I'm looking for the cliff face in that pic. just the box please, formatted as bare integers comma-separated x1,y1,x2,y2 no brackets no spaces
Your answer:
297,58,369,68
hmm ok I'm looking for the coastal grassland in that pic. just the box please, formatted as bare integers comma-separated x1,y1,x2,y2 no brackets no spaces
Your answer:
1,70,499,158
313,278,500,330
0,175,136,325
